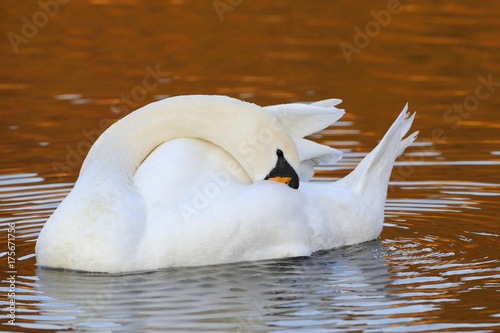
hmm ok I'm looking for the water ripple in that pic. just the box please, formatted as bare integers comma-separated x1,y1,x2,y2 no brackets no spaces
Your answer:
1,171,499,332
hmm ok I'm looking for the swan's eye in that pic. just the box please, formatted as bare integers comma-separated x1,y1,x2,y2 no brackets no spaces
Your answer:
276,149,284,157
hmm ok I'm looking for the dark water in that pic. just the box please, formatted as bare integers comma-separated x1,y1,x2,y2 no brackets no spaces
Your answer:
1,0,499,332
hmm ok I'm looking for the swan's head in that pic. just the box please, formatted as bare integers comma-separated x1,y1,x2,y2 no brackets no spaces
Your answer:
264,149,299,189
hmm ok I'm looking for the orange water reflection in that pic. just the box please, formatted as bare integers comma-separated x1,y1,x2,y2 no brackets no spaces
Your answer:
1,0,499,331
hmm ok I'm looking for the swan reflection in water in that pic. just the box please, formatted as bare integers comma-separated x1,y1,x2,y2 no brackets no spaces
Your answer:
34,240,416,332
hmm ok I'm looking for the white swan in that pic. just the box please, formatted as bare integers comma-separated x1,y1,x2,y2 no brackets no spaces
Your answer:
36,95,417,273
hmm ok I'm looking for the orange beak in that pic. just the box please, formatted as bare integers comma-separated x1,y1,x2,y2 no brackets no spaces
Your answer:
266,176,292,185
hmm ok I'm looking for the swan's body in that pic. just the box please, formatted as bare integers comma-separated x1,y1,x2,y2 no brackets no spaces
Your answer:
36,95,417,272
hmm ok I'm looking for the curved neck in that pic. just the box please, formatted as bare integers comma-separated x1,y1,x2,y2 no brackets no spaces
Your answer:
80,95,298,184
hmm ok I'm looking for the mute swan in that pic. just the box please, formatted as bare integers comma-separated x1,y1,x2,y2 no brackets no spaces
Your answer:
36,95,417,272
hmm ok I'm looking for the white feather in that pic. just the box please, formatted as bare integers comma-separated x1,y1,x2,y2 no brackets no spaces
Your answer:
36,96,417,273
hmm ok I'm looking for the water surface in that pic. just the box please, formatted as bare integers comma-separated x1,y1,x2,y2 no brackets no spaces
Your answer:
1,0,499,332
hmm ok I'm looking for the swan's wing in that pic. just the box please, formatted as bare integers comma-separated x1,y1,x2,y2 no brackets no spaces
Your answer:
294,139,341,180
264,99,344,181
264,99,344,138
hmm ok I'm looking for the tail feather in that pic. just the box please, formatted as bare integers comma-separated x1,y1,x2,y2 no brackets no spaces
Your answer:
397,130,419,157
399,108,416,142
339,104,417,193
367,103,417,170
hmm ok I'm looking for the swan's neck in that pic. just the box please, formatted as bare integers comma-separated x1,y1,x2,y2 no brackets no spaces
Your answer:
80,95,297,185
